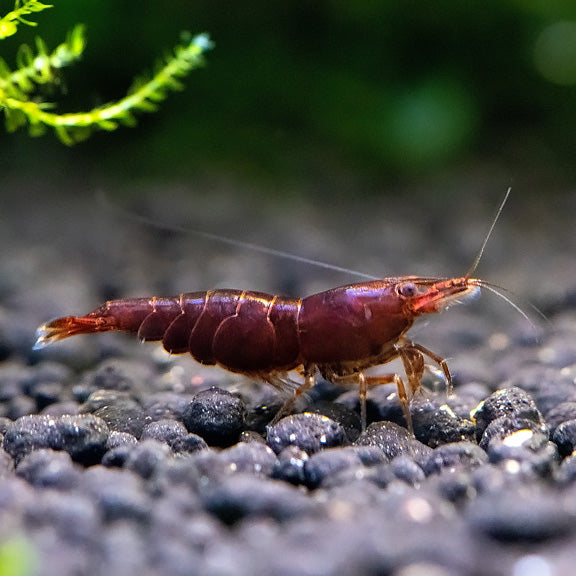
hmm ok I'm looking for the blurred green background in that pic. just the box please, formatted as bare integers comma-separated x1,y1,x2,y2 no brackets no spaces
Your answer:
3,0,576,196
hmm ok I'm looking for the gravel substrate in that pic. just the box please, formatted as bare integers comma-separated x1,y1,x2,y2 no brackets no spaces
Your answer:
1,181,576,576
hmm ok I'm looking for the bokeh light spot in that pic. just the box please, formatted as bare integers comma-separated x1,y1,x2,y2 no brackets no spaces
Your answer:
534,21,576,85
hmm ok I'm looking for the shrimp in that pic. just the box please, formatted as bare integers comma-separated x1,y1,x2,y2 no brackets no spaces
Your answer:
34,190,517,432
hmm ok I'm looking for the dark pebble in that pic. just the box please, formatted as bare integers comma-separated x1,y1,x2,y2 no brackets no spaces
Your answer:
4,414,109,465
412,398,476,447
82,390,148,438
447,381,492,419
0,416,11,434
40,401,81,417
0,449,14,477
102,444,134,468
305,400,362,442
28,380,66,411
184,449,240,484
487,429,559,478
106,431,138,449
16,449,80,489
3,415,55,462
266,412,346,455
140,419,188,445
303,446,366,489
271,446,309,485
51,414,110,465
467,485,576,542
386,455,426,486
361,383,408,427
142,392,191,421
7,395,37,420
544,401,576,433
23,490,100,545
102,432,139,466
81,466,151,523
182,387,247,447
317,454,422,491
238,430,267,444
473,387,543,440
217,441,277,477
0,362,30,401
421,441,488,476
507,366,576,416
201,473,313,525
124,439,172,479
78,359,153,396
81,389,137,412
479,415,549,451
556,452,576,485
303,445,388,489
429,469,478,507
168,434,208,454
354,421,432,465
552,419,576,457
353,445,389,467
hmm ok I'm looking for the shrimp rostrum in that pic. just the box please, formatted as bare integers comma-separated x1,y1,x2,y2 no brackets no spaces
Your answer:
34,276,483,431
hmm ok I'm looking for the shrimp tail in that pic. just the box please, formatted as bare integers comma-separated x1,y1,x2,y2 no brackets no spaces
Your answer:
34,314,117,349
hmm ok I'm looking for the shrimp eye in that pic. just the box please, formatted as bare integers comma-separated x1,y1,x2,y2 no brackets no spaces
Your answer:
397,282,417,298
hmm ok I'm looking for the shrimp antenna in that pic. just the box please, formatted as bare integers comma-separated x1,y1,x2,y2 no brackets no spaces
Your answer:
465,187,511,280
96,190,378,281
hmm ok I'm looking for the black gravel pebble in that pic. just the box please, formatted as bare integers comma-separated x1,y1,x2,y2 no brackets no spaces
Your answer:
123,439,172,479
487,429,559,478
266,412,346,455
473,386,544,440
556,452,576,485
77,359,154,397
182,387,247,447
428,469,479,508
142,391,191,421
201,473,314,525
106,430,139,449
421,441,488,476
552,418,576,457
478,414,550,451
16,449,80,489
217,441,277,477
544,401,576,433
140,418,188,444
140,415,210,456
354,421,432,465
467,484,576,542
168,433,209,454
82,389,148,438
386,454,426,485
4,413,109,465
412,397,476,447
271,445,309,485
304,446,369,489
23,490,100,545
305,400,362,441
507,366,576,417
0,449,14,477
81,466,151,523
101,443,135,467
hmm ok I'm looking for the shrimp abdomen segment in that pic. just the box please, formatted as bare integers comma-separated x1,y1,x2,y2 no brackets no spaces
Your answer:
188,290,300,372
35,290,303,374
